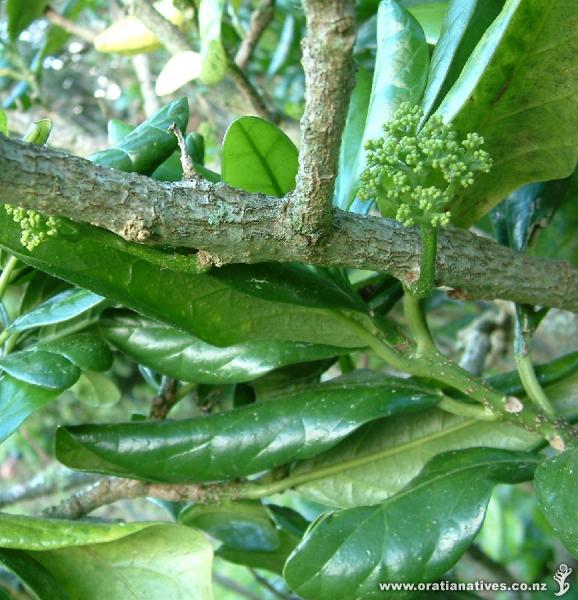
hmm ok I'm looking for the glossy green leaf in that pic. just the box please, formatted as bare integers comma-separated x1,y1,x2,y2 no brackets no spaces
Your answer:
490,178,571,253
436,0,578,225
407,1,448,43
71,371,121,408
0,214,371,348
535,446,578,556
6,0,48,40
0,548,69,600
284,448,539,600
101,311,350,384
107,119,133,145
294,407,539,508
339,0,429,212
39,333,114,372
334,67,372,211
0,349,80,390
0,375,59,443
179,501,280,551
89,98,189,175
0,515,213,600
199,0,228,85
7,288,105,334
222,116,298,197
420,0,506,122
218,530,299,575
531,169,578,267
55,373,439,483
19,271,69,316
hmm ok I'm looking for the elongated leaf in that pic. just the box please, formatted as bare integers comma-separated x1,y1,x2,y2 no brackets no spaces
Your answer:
6,0,48,40
179,501,280,551
55,373,439,483
420,0,505,122
284,448,539,600
101,311,350,384
436,0,578,225
0,215,372,348
199,0,227,85
7,288,104,334
339,0,429,212
0,349,80,389
0,375,59,443
294,408,539,508
295,363,578,508
334,67,372,211
407,1,448,43
89,98,189,174
222,116,298,197
535,446,578,556
0,515,213,600
39,333,113,372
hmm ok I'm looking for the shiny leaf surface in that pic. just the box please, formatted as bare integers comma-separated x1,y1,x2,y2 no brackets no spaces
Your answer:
535,446,578,556
179,501,280,551
101,311,350,384
222,116,298,197
55,373,439,483
7,288,104,334
340,0,429,212
39,333,113,372
88,98,189,175
0,349,80,390
0,375,59,443
284,448,539,600
436,0,578,225
420,0,505,122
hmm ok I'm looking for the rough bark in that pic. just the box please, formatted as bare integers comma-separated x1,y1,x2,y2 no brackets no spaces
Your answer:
0,136,577,312
290,0,357,238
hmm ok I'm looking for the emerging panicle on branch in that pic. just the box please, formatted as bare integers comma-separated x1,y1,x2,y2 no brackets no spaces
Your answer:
359,102,493,228
4,205,61,251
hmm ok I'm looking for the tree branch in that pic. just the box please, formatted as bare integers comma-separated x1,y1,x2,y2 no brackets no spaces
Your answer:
234,0,276,71
290,0,356,239
0,136,577,312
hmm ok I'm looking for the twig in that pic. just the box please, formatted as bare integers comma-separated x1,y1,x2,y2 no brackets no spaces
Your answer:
41,477,245,519
235,0,276,71
168,124,198,181
130,0,276,121
2,137,578,312
467,544,518,589
44,7,97,44
131,54,161,117
213,573,263,600
250,569,299,600
290,0,356,241
149,376,179,420
0,466,99,509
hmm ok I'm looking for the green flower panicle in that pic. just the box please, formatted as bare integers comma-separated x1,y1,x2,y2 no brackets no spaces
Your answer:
359,103,492,228
4,205,61,251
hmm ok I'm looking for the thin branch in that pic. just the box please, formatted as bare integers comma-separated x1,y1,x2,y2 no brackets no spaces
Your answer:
0,467,99,509
131,0,275,121
41,476,245,519
44,7,97,44
250,569,299,600
149,376,179,420
213,573,263,600
131,54,161,117
290,0,356,240
235,0,276,71
1,137,577,312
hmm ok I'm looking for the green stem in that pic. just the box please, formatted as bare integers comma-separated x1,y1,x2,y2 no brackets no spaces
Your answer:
515,354,556,416
0,255,19,301
402,290,436,355
411,225,437,298
439,396,496,420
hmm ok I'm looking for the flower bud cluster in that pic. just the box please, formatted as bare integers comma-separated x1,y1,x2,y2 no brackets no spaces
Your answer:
359,103,492,228
4,205,61,251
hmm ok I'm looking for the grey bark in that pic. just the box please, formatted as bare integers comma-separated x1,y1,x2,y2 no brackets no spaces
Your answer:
0,136,577,312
